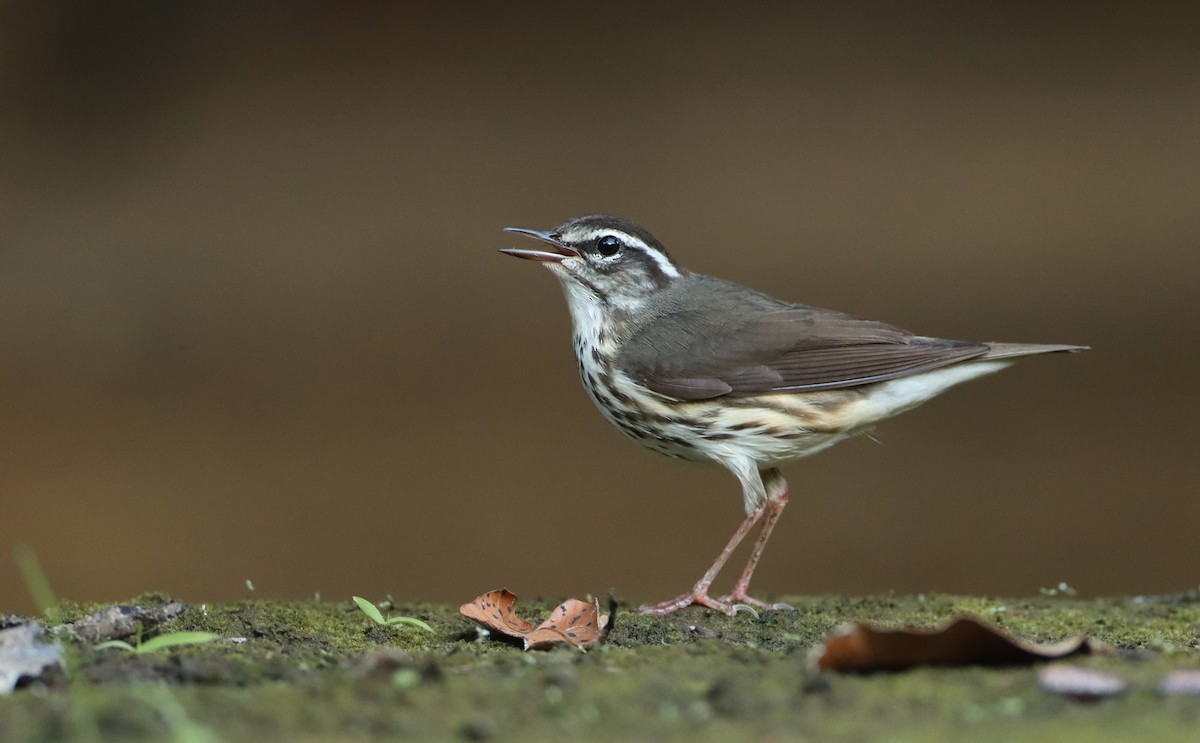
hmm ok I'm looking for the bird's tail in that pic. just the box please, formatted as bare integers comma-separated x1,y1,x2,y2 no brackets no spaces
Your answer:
981,342,1089,361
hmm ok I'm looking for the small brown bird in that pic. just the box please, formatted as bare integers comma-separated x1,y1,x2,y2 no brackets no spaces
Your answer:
502,215,1085,615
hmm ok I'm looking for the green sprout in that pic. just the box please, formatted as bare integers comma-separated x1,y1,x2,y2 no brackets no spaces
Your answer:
352,596,434,633
94,625,220,654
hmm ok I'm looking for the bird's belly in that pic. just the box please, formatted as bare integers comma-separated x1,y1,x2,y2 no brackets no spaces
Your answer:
572,343,1009,467
578,365,868,465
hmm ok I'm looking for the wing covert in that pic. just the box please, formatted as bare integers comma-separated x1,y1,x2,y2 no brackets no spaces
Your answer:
616,295,986,400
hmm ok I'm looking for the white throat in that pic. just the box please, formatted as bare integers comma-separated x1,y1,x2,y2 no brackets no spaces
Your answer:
555,268,608,347
549,263,641,350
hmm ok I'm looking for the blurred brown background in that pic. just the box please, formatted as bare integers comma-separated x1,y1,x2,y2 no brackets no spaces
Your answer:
2,3,1197,616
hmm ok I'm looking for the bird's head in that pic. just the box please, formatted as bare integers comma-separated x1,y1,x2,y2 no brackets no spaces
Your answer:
501,215,683,312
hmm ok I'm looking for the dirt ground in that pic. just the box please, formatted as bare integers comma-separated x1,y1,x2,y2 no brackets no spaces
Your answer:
2,591,1199,742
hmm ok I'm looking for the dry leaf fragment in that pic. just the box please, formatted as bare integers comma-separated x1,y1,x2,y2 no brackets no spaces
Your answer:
814,616,1096,672
459,589,613,651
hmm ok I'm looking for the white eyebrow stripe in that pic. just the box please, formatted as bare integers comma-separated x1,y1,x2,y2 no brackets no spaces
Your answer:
636,241,681,278
570,227,681,278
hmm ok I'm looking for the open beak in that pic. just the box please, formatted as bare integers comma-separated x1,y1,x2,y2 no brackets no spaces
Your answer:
500,227,581,262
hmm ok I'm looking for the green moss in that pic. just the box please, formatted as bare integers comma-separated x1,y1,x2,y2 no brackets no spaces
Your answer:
2,592,1198,742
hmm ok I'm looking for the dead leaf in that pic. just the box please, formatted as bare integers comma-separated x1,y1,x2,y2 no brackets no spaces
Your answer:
459,589,613,651
524,598,610,650
459,589,534,638
0,623,63,694
814,616,1097,672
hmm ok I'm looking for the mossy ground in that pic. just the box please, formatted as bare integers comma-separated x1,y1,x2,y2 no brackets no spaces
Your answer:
3,592,1199,742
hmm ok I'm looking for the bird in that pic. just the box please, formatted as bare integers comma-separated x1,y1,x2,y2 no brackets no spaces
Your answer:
500,214,1086,616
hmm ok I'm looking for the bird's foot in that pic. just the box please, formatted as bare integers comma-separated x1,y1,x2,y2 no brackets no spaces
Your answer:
715,591,796,613
636,590,760,616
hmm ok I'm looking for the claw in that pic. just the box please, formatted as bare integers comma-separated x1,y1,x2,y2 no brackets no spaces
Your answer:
729,603,760,619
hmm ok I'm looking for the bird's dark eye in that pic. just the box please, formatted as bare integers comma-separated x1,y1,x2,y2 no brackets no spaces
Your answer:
596,235,623,257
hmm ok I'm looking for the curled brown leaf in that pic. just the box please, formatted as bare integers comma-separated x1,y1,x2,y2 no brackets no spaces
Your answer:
459,589,613,651
458,589,533,638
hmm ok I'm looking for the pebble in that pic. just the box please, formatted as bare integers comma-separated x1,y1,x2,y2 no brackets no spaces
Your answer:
1038,665,1128,701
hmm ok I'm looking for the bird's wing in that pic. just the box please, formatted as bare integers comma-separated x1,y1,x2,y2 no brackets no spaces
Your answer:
616,301,988,401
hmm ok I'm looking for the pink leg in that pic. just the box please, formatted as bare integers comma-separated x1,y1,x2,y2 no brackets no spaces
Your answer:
636,502,767,616
718,478,793,611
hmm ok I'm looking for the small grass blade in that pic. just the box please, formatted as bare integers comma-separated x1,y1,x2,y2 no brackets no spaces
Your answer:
137,632,221,654
14,545,58,618
385,616,434,633
353,596,386,625
138,683,220,743
94,640,137,652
